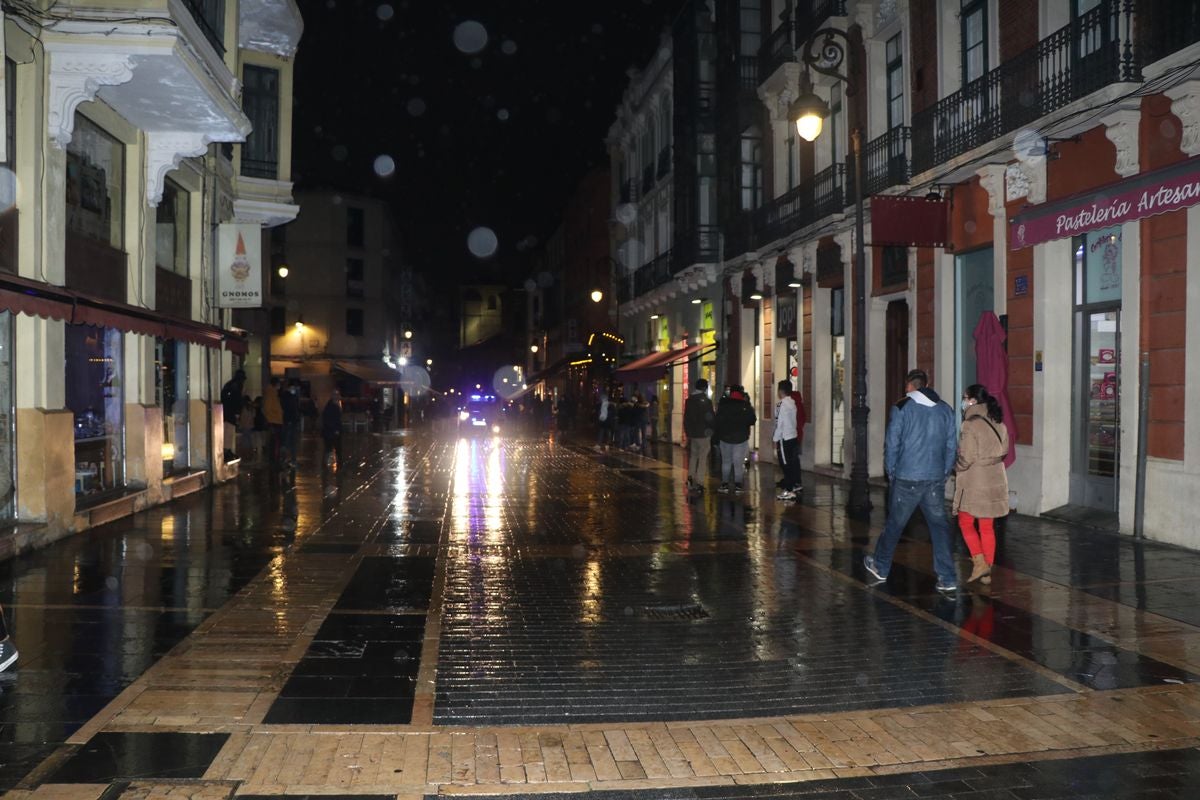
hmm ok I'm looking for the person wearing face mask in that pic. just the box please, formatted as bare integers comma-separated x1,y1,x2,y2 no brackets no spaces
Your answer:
953,384,1010,585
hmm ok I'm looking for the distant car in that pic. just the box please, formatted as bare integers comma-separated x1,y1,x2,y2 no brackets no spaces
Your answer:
457,395,504,436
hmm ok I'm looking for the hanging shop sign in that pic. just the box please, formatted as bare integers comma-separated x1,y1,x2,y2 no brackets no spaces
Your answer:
217,224,262,308
871,195,948,248
1011,155,1200,250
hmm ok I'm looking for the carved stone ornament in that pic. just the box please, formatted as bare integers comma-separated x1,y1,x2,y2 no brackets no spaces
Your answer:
47,51,136,148
146,132,212,206
1102,109,1140,178
876,0,900,30
1165,80,1200,158
976,164,1006,217
1004,161,1045,205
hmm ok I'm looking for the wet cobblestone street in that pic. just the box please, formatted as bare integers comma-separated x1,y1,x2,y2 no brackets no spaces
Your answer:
4,431,1200,799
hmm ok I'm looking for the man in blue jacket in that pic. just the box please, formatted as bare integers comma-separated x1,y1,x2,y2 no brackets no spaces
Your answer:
864,369,959,592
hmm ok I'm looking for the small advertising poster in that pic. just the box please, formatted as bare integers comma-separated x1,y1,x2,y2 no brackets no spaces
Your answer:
217,224,262,308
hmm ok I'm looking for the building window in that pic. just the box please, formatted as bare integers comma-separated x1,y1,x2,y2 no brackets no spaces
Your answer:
739,0,762,56
3,58,15,167
66,114,124,248
346,258,364,297
155,180,189,275
961,0,988,86
241,64,279,178
886,34,904,130
270,305,286,335
346,207,364,247
346,308,364,337
739,127,763,211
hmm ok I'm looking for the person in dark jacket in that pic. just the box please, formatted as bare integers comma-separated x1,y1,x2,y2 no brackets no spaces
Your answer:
320,390,343,467
714,386,756,493
864,369,960,592
683,379,715,492
219,369,245,459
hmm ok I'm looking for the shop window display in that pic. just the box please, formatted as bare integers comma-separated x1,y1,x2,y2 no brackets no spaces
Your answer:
66,324,124,498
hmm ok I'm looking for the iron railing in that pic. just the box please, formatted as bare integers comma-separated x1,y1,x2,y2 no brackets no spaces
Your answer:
847,126,911,197
642,164,655,195
619,179,634,205
240,156,278,180
181,0,225,55
758,18,795,81
616,273,633,305
633,250,673,298
912,0,1137,174
752,163,845,249
797,0,847,35
737,56,759,91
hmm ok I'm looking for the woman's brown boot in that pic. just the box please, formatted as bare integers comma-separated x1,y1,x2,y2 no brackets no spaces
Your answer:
967,553,990,583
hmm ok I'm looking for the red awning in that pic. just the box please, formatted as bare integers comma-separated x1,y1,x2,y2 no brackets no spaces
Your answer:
0,273,243,350
613,343,715,384
870,195,948,247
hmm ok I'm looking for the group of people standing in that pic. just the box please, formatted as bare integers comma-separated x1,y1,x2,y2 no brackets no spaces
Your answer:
219,371,306,469
595,391,654,452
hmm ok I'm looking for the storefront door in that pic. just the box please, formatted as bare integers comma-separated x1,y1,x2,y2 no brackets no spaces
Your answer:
0,311,13,520
66,324,124,501
830,287,846,466
955,247,994,411
157,339,189,474
1071,228,1122,511
885,300,909,418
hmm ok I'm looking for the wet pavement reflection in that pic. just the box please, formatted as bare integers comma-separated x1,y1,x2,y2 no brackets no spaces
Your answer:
3,430,1200,795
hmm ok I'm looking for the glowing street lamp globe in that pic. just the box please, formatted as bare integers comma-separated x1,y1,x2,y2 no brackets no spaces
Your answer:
590,289,603,303
789,92,830,143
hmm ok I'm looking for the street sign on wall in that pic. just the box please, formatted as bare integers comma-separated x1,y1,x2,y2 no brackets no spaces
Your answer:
217,224,263,308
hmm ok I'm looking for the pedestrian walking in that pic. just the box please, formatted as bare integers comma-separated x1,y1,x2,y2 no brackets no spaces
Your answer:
954,384,1010,585
632,390,650,452
683,378,715,493
864,369,959,592
321,390,343,468
773,380,802,501
714,385,756,494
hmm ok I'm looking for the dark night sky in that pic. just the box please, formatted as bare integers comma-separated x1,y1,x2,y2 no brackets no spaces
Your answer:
293,0,681,285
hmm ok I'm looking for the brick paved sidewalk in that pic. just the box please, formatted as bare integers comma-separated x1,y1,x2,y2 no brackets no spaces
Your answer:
3,433,1200,799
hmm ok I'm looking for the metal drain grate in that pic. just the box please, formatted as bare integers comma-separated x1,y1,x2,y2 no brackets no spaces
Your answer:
638,603,710,620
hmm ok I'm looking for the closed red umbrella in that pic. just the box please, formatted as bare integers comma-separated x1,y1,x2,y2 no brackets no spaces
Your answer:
974,311,1017,468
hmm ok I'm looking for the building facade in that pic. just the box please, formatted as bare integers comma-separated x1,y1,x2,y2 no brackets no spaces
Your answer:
268,191,401,406
611,0,1200,547
0,1,301,545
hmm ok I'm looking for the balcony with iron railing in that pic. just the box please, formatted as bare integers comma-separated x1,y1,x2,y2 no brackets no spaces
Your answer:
633,250,674,298
796,0,847,37
738,56,759,92
759,18,795,82
847,126,912,197
752,163,845,249
912,0,1140,175
617,272,633,305
642,164,655,196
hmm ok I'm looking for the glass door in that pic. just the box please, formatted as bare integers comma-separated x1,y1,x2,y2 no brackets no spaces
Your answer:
954,247,994,413
1071,228,1122,511
830,287,846,466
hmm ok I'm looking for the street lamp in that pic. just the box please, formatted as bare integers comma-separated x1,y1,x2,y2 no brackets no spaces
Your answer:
404,330,413,340
277,265,289,278
590,289,604,303
792,26,872,519
530,343,539,354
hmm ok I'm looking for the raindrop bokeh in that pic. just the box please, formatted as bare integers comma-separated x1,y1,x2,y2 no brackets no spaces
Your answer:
331,144,348,162
1013,128,1044,163
406,97,426,117
376,3,393,21
373,154,396,177
614,203,637,226
398,365,431,398
467,226,499,259
493,366,526,400
453,20,489,54
497,109,510,121
501,39,518,55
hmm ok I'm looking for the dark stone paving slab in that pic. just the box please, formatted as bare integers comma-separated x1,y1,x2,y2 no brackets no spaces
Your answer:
434,550,1070,724
333,556,435,612
417,746,1200,798
41,732,229,783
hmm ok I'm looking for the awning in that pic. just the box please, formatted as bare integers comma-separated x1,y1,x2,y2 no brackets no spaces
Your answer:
526,355,574,385
613,343,716,384
334,360,402,384
0,272,245,351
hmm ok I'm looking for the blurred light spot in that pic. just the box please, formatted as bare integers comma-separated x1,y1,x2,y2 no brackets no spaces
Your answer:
331,145,348,162
501,39,517,55
376,3,393,20
591,23,604,34
453,20,489,54
614,203,636,226
497,109,510,121
406,97,426,117
1013,128,1045,163
373,154,396,177
493,365,524,399
467,226,499,258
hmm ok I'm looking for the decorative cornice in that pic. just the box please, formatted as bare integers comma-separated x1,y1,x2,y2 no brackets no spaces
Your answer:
1005,160,1046,205
1166,80,1200,157
47,51,136,148
1102,109,1141,178
146,132,211,206
975,164,1006,217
